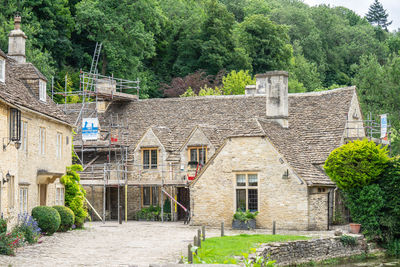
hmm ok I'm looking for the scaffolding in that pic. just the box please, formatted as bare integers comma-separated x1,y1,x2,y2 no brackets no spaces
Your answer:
344,113,391,153
51,42,143,223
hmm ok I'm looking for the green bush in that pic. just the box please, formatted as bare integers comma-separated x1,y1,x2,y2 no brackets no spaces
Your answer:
324,139,389,191
386,239,400,258
31,206,61,235
0,218,7,234
61,164,88,228
340,235,357,247
345,184,385,239
53,206,75,232
233,210,259,222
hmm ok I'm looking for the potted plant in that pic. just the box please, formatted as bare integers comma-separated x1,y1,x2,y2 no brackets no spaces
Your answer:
349,223,361,234
232,210,258,230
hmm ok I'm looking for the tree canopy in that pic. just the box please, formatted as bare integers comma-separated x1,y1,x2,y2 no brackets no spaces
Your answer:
1,0,400,153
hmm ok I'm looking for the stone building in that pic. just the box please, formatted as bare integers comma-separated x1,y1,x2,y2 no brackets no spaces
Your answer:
77,69,363,230
0,16,73,225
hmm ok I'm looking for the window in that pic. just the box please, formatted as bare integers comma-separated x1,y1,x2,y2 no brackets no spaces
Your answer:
188,146,207,164
9,108,21,142
21,121,27,152
39,127,46,155
0,58,5,83
8,175,15,208
56,133,62,159
56,187,65,206
39,80,46,102
19,187,28,214
142,148,157,169
236,173,258,212
142,186,159,207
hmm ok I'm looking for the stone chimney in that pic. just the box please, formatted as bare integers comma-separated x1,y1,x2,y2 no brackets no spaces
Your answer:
8,15,27,63
256,71,289,128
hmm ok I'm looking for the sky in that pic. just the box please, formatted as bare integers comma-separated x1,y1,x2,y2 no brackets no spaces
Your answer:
302,0,399,31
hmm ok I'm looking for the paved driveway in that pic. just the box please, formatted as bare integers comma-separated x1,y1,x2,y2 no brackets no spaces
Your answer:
0,221,333,267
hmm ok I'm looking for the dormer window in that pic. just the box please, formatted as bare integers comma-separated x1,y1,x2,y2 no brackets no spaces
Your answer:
0,58,5,83
188,146,207,165
39,80,46,102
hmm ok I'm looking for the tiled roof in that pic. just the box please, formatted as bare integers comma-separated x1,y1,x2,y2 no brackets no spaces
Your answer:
75,86,355,185
0,53,71,125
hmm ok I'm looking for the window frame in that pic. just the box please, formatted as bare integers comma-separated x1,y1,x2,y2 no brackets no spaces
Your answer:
8,175,15,209
141,148,158,169
0,57,5,83
21,121,28,153
39,80,47,102
141,186,160,207
187,146,207,164
55,186,65,206
39,127,46,155
235,173,259,212
56,132,62,159
19,186,28,214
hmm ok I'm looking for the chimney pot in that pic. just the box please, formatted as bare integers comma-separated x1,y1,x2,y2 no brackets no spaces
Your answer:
14,15,21,30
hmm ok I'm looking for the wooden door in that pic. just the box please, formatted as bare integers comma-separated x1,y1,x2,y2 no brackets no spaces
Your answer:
40,184,47,206
177,187,190,220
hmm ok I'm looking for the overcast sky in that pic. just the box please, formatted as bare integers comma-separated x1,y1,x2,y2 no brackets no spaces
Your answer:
302,0,399,31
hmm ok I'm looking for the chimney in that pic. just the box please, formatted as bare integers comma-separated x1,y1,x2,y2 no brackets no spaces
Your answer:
256,71,289,128
8,15,27,63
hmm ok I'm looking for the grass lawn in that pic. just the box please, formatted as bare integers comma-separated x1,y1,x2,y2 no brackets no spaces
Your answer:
192,234,310,264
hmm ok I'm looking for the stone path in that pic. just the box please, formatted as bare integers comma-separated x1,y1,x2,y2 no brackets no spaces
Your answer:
0,221,335,267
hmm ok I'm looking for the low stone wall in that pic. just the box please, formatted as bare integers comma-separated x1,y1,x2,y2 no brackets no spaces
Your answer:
257,235,367,266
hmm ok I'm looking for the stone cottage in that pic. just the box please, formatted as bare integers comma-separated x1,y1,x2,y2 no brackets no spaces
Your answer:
0,16,73,225
76,68,363,230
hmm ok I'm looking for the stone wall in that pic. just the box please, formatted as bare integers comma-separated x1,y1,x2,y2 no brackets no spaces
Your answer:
308,189,329,230
257,236,367,266
190,136,310,230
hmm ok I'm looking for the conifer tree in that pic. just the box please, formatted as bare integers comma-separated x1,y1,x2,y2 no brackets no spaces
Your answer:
366,0,392,30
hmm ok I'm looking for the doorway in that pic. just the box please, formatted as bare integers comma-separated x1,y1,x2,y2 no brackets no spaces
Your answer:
39,184,47,206
177,187,190,220
106,186,124,220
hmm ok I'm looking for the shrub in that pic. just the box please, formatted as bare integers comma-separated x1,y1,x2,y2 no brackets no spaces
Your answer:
60,164,88,228
344,184,385,239
0,232,21,255
233,210,259,222
324,139,389,191
386,239,400,258
31,206,61,235
53,206,75,232
0,218,7,234
13,214,41,244
340,235,357,247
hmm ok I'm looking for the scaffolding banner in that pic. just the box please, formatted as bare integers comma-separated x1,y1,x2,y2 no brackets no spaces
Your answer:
82,118,99,141
380,114,387,139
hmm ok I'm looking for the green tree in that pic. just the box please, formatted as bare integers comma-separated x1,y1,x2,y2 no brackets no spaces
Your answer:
235,14,292,74
289,54,322,91
366,0,392,30
324,139,389,191
222,70,255,95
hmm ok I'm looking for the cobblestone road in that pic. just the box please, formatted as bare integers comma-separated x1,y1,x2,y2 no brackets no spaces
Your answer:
0,221,334,267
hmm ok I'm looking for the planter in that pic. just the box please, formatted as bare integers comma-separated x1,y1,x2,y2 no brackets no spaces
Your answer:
349,223,361,234
232,219,256,230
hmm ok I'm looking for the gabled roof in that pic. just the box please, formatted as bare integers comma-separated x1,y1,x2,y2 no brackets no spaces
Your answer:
76,86,356,185
0,52,71,125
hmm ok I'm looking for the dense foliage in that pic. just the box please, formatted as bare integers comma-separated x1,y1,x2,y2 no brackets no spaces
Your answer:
31,206,61,235
1,0,400,152
60,164,88,228
324,139,389,191
53,205,75,232
325,141,400,253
